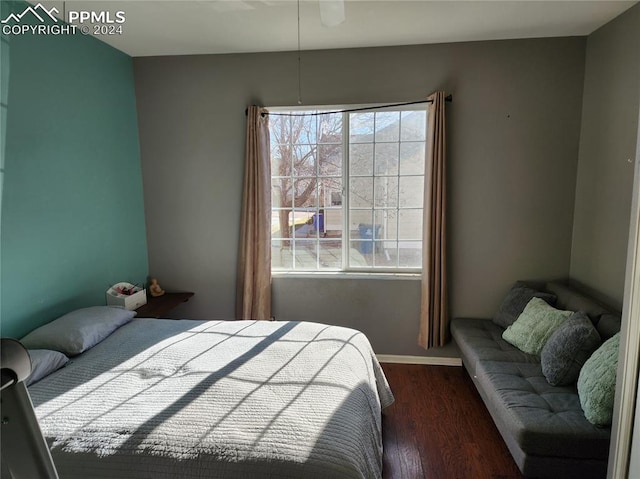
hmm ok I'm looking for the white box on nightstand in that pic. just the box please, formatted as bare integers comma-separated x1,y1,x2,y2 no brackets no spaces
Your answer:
106,282,147,310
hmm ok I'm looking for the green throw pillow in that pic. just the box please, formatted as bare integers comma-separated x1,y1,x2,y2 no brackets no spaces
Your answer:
502,297,573,355
577,332,620,426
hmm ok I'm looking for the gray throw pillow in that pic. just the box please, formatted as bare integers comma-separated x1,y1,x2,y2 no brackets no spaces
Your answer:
493,283,557,329
25,349,69,386
21,306,136,356
541,311,601,386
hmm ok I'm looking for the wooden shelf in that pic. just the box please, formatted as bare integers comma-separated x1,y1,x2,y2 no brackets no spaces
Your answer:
135,292,194,318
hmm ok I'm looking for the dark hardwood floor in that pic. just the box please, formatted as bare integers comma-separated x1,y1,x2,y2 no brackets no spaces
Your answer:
381,363,525,479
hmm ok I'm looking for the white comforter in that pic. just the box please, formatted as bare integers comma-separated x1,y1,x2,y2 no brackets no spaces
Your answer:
30,319,394,479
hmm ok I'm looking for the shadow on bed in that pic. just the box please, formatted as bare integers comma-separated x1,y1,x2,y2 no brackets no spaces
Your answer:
29,318,390,478
31,319,298,405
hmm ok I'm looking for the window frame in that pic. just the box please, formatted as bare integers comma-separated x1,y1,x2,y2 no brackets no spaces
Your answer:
269,103,428,276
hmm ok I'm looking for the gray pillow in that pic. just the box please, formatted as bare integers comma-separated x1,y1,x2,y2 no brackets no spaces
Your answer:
493,283,557,329
21,306,136,356
25,349,69,386
541,311,601,386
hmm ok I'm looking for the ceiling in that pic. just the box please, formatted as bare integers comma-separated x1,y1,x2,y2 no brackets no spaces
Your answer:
40,1,638,57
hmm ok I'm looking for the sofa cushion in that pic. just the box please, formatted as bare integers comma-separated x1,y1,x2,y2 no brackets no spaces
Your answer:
546,282,610,324
474,360,612,460
503,298,573,355
578,333,621,426
541,312,601,386
451,318,539,376
596,313,622,341
493,282,557,329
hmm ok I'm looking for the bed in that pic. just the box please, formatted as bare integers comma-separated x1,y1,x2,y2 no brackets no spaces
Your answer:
27,317,394,479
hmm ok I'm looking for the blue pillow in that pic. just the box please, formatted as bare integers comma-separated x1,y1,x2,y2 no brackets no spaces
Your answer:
21,306,135,356
25,349,69,386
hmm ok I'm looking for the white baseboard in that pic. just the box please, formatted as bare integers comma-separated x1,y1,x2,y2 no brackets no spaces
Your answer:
376,354,462,366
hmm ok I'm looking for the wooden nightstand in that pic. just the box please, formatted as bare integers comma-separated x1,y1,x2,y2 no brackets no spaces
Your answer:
135,292,194,318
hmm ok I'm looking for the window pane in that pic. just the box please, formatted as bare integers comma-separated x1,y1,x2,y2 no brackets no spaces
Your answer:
349,209,372,231
374,142,399,175
272,143,295,178
293,178,317,208
374,177,398,208
322,207,343,238
350,112,374,143
271,144,284,175
398,209,423,240
292,209,315,238
375,111,400,142
293,240,317,269
272,242,293,270
372,242,394,268
350,177,373,207
350,143,373,175
269,115,291,143
318,144,342,176
349,242,370,267
355,224,378,251
400,111,426,141
374,209,397,240
272,178,291,208
399,176,424,208
318,113,343,144
318,240,342,269
330,190,343,206
272,210,290,239
400,141,425,175
398,242,422,267
293,115,317,145
319,177,342,208
292,144,316,177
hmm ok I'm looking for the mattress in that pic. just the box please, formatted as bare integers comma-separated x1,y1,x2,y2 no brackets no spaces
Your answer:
29,318,394,479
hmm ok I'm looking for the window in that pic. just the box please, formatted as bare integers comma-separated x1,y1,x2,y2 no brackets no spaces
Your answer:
270,105,427,273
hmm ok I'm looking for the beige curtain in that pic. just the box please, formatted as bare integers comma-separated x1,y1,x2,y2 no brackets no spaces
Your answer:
236,106,272,320
418,91,448,349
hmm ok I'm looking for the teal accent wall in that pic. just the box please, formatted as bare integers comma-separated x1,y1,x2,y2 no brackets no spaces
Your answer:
0,2,148,338
0,10,9,329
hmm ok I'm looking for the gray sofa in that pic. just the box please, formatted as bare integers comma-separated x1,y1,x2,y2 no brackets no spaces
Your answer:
451,281,622,479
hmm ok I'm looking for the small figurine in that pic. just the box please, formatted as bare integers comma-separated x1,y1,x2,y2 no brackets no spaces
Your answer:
149,278,165,297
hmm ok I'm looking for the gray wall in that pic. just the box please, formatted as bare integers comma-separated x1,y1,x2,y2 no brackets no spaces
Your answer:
570,3,640,309
134,37,586,356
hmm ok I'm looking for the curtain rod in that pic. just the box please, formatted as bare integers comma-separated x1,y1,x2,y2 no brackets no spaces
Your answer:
245,94,452,117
